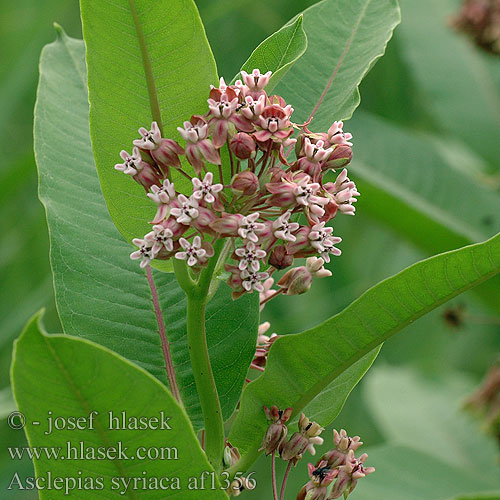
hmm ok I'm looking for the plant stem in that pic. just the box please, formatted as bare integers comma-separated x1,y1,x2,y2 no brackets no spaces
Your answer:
146,265,182,404
280,461,293,500
185,238,226,471
271,451,279,500
186,292,224,471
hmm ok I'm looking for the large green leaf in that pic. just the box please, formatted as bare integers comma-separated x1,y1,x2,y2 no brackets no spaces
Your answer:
276,0,401,127
396,0,500,169
349,111,500,253
347,110,500,312
11,313,227,499
80,0,218,253
34,29,259,430
235,15,307,92
229,230,500,472
364,367,499,472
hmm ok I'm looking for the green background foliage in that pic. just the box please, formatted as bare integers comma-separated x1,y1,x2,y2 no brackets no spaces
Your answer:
1,0,500,498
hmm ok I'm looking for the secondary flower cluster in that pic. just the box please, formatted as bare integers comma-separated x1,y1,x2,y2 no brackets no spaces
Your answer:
118,68,358,299
259,406,373,500
452,0,500,54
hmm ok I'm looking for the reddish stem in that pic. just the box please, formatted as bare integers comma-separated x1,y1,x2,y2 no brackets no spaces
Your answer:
250,363,265,372
272,451,279,500
260,288,284,307
280,461,293,500
146,265,182,404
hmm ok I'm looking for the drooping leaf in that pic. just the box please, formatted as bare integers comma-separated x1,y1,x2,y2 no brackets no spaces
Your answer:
80,0,219,258
229,230,500,472
347,110,500,312
276,0,401,127
364,367,500,472
349,110,500,253
396,0,500,169
11,312,227,499
34,29,259,430
234,15,307,92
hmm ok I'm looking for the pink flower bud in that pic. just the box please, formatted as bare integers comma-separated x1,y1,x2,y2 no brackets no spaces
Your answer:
278,266,313,295
231,171,259,196
230,132,256,160
323,144,353,170
210,213,244,236
269,245,294,269
281,431,310,461
150,138,185,172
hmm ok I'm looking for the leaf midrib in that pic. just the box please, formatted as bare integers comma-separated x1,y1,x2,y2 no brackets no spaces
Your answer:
127,0,163,130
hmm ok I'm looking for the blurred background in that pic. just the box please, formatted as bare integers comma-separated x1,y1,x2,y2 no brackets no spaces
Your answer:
1,0,499,498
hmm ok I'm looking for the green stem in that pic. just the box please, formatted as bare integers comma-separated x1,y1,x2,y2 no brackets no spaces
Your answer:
185,239,226,471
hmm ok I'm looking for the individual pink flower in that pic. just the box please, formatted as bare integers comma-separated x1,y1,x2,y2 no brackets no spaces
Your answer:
254,104,294,143
207,87,253,147
326,120,353,147
190,206,218,235
147,179,176,223
240,94,267,121
241,269,269,293
177,115,221,174
192,172,223,204
144,225,174,255
280,413,324,462
174,236,207,267
329,450,375,499
297,461,338,500
240,68,272,92
130,237,155,268
238,212,266,242
308,222,342,262
296,138,334,180
272,211,300,242
170,194,199,225
319,429,363,468
235,241,267,272
324,169,360,216
133,121,184,172
115,147,161,191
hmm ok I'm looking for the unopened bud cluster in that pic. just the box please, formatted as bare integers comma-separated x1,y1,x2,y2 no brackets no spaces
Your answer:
117,68,358,299
259,407,374,499
299,429,374,500
452,0,500,54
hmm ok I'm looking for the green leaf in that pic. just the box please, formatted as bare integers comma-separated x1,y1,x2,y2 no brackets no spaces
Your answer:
349,111,500,253
396,0,500,169
0,387,15,420
229,230,500,472
344,445,500,500
364,367,499,472
34,29,259,430
80,0,219,259
11,312,227,499
276,0,401,127
235,15,307,93
347,110,500,312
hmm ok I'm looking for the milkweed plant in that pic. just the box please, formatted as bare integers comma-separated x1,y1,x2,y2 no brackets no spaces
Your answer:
10,0,500,499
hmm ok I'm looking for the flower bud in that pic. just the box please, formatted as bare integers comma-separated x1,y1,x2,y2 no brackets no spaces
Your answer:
231,171,259,196
269,245,294,270
281,432,310,461
259,405,293,455
323,144,352,169
230,132,256,159
223,440,241,468
278,266,313,295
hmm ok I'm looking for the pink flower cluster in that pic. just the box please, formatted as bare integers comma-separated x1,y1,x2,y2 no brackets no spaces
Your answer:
117,68,358,299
